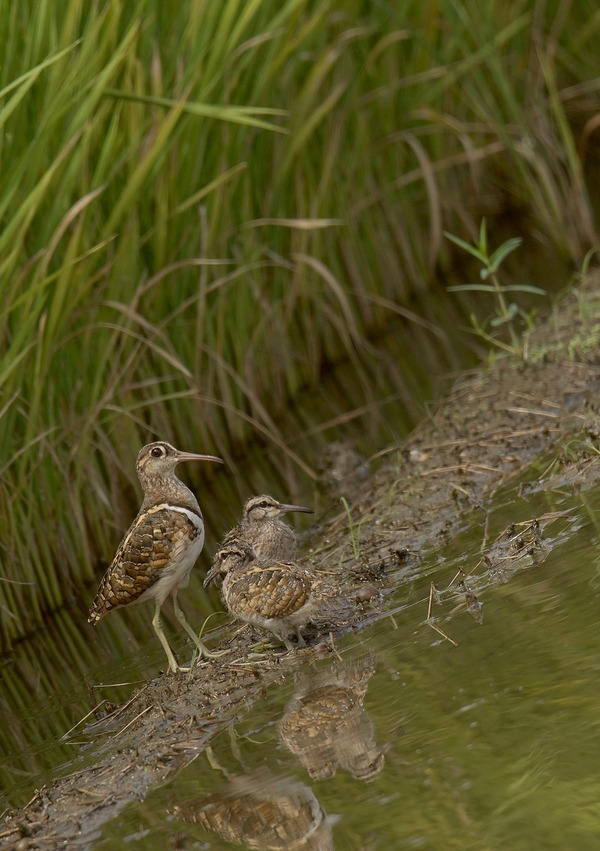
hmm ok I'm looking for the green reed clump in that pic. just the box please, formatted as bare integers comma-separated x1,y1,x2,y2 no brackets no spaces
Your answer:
0,0,598,645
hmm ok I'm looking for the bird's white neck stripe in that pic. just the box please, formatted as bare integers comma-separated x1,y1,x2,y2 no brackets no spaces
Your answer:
147,503,203,529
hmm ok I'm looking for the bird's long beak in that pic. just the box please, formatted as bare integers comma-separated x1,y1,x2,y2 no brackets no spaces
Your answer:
203,563,222,587
177,451,224,465
279,502,313,514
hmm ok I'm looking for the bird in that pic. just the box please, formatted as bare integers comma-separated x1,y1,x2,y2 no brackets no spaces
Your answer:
220,493,313,561
204,540,317,650
88,440,225,673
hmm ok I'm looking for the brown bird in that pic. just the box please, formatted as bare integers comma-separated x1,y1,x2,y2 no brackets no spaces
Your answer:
88,441,224,673
204,540,317,649
220,494,313,561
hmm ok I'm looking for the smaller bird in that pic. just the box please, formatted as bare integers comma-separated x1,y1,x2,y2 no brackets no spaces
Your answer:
220,494,313,561
204,540,317,649
88,441,225,673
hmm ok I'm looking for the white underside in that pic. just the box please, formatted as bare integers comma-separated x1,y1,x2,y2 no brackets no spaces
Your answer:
137,506,205,608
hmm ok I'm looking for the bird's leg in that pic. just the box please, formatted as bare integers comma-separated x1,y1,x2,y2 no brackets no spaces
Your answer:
248,636,280,654
152,603,181,674
277,629,306,651
172,593,229,660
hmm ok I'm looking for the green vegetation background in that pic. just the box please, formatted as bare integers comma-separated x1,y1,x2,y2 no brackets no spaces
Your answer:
0,0,598,647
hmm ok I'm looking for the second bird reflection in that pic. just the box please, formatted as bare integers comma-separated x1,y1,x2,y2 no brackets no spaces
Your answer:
279,659,385,782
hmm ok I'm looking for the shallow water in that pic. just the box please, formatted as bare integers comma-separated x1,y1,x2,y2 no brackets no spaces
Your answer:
79,475,600,849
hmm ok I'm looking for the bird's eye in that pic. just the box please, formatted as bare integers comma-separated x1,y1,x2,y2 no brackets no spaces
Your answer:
151,446,164,458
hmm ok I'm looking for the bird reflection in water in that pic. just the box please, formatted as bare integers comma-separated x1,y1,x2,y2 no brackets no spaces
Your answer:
171,766,334,850
278,660,385,781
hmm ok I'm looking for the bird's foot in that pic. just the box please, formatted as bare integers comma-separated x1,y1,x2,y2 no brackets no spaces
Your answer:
199,645,230,660
187,643,230,669
249,637,280,653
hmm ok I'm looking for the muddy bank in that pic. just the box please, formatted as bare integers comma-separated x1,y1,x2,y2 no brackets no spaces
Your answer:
3,279,600,848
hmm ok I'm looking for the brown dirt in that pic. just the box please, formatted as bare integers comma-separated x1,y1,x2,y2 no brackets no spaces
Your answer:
3,278,600,848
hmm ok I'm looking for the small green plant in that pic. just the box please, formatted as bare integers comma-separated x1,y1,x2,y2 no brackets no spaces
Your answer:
445,219,546,357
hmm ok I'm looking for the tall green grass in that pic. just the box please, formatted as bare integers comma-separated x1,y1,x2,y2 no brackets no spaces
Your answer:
0,0,598,646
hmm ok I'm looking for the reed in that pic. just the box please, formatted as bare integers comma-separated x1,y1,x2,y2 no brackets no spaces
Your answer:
0,0,597,645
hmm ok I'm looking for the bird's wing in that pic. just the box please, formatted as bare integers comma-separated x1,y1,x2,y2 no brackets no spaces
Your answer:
230,564,311,620
88,506,201,620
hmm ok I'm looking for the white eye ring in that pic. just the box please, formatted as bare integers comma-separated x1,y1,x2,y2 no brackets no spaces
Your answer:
151,446,165,458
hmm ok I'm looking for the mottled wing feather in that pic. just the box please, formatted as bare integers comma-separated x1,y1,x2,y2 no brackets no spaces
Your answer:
89,507,198,620
220,524,244,550
229,564,311,620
